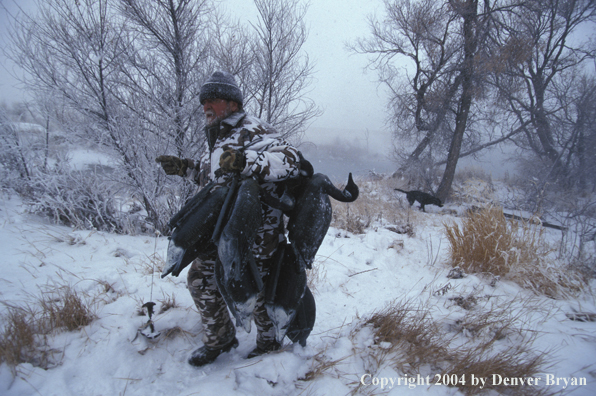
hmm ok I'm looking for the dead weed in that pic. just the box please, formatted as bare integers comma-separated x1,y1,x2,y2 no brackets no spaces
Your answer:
444,206,585,298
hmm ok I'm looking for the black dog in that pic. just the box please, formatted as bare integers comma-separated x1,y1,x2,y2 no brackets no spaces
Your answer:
394,188,443,212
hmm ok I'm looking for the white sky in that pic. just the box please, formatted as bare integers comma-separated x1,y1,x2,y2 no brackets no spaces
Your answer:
224,0,392,149
0,0,392,150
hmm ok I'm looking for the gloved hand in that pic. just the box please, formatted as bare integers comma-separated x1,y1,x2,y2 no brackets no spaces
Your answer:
155,155,191,176
219,149,246,173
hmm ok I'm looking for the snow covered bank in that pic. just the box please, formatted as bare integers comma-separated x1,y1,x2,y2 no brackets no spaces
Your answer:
1,189,595,395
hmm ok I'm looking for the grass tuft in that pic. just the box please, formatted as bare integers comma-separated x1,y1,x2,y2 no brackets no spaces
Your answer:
0,306,39,372
0,283,95,373
358,299,448,373
303,296,557,396
38,287,95,331
158,292,179,314
444,206,585,298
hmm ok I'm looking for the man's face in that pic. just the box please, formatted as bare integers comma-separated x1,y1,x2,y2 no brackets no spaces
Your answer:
203,98,237,126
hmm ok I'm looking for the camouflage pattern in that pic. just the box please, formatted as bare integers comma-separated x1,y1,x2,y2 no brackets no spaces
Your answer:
188,110,301,188
185,110,300,350
187,255,277,348
187,258,236,348
253,193,285,260
252,257,278,348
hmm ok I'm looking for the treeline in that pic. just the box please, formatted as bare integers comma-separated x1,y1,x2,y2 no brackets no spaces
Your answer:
1,0,595,235
353,0,596,203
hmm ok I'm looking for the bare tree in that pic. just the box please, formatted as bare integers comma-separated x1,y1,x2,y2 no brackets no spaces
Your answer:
117,0,212,157
6,0,205,232
8,0,125,121
247,0,321,142
491,0,596,188
208,10,257,104
560,75,596,190
354,0,460,165
354,0,596,200
354,0,500,200
434,0,482,200
5,0,324,232
0,107,31,188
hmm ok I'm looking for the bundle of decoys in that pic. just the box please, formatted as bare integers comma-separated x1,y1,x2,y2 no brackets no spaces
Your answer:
161,152,359,346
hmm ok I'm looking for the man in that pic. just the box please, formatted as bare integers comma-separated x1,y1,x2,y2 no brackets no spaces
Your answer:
156,71,302,367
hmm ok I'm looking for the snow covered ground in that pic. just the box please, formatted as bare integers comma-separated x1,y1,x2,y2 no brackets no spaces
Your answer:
1,183,595,395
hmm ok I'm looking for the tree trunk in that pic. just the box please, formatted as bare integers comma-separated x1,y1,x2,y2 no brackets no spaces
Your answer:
408,74,462,163
436,0,478,202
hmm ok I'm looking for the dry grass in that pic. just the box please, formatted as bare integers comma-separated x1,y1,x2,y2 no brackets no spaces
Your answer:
301,348,350,382
37,287,95,331
0,306,40,372
0,283,95,373
444,297,556,395
450,166,499,206
307,259,327,294
356,299,448,374
444,206,537,276
447,343,550,396
136,251,166,275
455,166,493,185
444,206,585,298
157,292,179,314
341,298,557,396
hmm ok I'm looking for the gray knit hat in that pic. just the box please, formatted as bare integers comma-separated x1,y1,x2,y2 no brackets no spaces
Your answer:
199,71,243,106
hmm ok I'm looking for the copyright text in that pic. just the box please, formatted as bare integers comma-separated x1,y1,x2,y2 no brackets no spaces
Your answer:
359,373,587,390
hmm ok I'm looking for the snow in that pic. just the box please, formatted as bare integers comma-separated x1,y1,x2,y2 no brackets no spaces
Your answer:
68,149,113,171
1,188,596,396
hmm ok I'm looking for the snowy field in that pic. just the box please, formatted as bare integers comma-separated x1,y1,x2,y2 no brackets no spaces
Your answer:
1,179,596,395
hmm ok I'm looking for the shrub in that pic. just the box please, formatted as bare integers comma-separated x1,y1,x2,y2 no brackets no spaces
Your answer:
444,206,585,298
0,284,95,373
28,167,135,234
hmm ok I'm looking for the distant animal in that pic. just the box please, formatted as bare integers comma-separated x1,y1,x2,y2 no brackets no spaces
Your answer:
394,188,443,212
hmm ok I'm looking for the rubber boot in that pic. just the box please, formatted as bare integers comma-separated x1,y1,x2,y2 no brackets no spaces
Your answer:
188,337,239,367
247,340,282,359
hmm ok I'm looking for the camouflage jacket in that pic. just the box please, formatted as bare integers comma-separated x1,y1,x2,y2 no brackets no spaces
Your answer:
186,111,301,195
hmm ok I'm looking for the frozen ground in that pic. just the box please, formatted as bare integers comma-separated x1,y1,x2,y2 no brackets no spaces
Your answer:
0,184,595,395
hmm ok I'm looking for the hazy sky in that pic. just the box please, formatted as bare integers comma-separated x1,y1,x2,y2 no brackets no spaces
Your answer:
0,0,392,146
226,0,394,151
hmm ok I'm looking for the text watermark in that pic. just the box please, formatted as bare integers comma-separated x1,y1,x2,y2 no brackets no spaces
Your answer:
359,373,588,390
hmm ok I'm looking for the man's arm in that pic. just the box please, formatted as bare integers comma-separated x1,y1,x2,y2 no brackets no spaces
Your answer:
156,155,195,176
240,137,301,182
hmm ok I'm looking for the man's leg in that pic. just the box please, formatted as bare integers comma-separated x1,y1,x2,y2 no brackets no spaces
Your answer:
187,258,237,366
249,202,285,357
252,257,280,354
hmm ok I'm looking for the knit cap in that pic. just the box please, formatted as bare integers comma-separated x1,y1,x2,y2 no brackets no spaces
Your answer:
199,71,243,106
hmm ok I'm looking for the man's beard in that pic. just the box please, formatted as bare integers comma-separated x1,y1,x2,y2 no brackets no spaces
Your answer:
205,102,235,127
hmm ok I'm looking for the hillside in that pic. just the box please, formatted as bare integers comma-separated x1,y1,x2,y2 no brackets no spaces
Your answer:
0,174,595,396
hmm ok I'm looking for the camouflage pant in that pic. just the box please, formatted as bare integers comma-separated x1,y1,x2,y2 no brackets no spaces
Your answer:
187,203,283,349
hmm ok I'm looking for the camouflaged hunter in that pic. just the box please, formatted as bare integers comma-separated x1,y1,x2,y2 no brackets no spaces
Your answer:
157,71,302,366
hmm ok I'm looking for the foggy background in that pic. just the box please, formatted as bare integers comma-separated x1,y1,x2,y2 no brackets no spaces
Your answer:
218,0,515,180
0,0,397,180
0,0,518,180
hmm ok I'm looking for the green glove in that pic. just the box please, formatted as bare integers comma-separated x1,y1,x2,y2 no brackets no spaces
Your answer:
219,149,246,173
155,155,191,176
